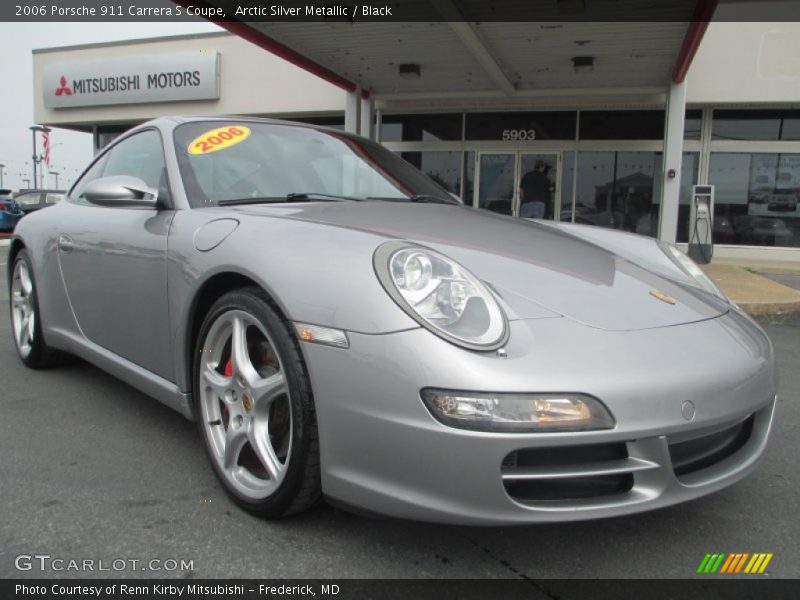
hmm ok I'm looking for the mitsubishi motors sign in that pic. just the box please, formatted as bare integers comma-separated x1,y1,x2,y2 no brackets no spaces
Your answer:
43,51,220,108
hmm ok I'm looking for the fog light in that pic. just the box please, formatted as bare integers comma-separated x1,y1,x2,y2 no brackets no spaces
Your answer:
420,389,614,432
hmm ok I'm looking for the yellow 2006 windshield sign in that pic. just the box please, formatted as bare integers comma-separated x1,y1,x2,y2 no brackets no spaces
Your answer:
188,125,251,155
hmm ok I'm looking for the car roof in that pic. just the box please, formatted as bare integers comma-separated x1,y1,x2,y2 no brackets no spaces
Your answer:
127,115,354,139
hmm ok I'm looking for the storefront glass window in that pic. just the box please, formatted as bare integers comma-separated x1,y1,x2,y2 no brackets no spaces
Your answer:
708,153,800,247
574,151,661,236
399,151,463,195
579,111,665,140
463,151,475,204
684,110,703,140
381,113,462,142
712,110,800,141
676,152,701,243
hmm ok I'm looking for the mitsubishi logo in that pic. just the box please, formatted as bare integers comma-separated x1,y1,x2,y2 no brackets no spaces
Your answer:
55,76,72,96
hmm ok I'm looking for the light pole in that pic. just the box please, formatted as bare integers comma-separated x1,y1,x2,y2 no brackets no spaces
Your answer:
49,170,60,188
0,163,5,188
29,125,51,189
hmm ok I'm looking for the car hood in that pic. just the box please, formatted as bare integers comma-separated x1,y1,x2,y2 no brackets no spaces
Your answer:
234,202,729,331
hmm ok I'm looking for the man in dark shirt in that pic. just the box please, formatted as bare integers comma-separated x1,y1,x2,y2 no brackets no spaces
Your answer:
519,161,553,219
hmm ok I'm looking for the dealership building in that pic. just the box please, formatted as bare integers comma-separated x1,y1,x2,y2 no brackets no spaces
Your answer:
32,2,800,262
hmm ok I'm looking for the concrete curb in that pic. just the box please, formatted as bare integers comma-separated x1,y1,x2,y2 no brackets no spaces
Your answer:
703,263,800,317
736,300,800,317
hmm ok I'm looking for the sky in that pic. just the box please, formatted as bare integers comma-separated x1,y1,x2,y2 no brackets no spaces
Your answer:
0,20,221,191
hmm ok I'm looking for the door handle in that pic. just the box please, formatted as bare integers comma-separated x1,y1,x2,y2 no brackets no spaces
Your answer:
57,235,75,253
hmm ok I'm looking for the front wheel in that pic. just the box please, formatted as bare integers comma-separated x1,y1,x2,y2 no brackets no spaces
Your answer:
9,249,69,368
193,287,321,517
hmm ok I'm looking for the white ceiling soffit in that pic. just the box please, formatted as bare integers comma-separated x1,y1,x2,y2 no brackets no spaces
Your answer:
237,0,699,98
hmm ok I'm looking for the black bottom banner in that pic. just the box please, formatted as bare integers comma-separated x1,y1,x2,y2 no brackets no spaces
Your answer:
4,579,800,600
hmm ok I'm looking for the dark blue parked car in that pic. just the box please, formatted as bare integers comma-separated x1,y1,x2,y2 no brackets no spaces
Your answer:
0,190,23,231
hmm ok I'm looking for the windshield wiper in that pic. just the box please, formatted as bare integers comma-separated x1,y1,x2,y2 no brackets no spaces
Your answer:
409,194,460,205
367,194,459,205
285,192,363,202
217,193,358,206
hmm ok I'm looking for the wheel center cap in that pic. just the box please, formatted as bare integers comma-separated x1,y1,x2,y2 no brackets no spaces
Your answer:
242,393,253,413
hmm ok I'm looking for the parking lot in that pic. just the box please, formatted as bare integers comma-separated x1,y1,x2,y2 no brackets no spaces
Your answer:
0,243,798,580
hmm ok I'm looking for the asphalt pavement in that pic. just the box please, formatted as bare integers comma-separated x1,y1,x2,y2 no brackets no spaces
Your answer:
0,244,798,580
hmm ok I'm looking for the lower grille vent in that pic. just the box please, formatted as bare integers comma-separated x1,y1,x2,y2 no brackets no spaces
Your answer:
501,443,649,504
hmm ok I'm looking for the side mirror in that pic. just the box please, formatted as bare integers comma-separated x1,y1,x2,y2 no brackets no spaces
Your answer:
82,176,158,208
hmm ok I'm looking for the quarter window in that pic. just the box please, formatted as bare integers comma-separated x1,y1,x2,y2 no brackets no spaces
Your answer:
103,130,171,203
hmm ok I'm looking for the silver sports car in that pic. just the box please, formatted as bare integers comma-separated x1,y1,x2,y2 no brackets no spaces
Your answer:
8,117,776,524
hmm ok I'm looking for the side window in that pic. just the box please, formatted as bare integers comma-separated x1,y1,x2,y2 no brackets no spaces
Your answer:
103,130,171,204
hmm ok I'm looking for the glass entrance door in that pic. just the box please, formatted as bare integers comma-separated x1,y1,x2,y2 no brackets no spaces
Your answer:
475,152,560,218
476,153,516,216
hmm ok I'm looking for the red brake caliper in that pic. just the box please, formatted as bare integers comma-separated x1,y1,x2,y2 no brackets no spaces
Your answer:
221,359,233,426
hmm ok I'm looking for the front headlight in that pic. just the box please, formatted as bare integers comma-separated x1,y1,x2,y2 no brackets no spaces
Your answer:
374,242,508,350
658,241,727,301
421,389,615,432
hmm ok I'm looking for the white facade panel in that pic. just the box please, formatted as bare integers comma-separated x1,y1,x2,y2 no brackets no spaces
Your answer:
686,22,800,105
33,32,346,129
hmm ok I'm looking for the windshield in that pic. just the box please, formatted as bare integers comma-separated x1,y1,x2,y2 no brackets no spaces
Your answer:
173,120,453,207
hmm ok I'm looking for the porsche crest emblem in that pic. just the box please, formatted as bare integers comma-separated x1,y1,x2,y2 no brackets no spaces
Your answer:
650,289,677,305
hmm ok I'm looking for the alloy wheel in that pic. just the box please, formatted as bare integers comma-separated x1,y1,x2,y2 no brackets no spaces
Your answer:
10,260,35,358
198,310,292,501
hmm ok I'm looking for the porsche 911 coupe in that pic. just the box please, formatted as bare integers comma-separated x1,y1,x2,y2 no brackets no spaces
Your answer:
7,117,777,524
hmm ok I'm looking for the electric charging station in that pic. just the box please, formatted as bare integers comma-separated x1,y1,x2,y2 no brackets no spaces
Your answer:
688,184,715,264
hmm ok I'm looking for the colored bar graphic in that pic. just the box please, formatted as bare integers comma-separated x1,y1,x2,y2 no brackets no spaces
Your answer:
750,554,766,573
758,553,773,573
699,552,773,575
697,553,713,574
719,553,735,574
721,553,739,574
734,553,749,573
710,553,725,573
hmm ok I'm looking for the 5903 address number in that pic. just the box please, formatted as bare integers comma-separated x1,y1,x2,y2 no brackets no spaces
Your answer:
501,129,537,141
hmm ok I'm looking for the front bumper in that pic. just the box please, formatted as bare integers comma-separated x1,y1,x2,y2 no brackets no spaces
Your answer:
301,310,777,525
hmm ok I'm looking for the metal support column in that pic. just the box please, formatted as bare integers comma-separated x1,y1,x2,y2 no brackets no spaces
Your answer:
658,80,687,243
360,96,374,140
344,86,362,134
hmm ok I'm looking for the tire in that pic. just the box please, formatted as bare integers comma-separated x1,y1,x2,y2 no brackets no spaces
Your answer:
9,249,69,368
193,286,321,517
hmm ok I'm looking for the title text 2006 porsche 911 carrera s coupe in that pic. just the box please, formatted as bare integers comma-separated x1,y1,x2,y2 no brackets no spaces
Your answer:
8,117,777,524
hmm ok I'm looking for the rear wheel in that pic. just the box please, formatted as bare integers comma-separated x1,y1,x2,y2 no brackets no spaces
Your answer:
193,287,321,517
9,250,68,368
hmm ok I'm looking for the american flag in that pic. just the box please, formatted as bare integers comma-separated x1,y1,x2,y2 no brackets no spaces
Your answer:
42,130,50,167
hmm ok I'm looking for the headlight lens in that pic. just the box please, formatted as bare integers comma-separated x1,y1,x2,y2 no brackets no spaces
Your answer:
374,242,507,350
658,242,727,300
421,389,615,432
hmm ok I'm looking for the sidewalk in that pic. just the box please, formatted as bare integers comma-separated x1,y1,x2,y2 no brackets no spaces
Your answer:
702,259,800,317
